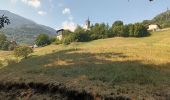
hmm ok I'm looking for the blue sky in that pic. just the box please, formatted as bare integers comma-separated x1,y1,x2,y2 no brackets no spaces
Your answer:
0,0,170,31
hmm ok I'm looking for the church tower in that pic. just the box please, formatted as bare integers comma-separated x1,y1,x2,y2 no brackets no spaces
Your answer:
84,18,90,30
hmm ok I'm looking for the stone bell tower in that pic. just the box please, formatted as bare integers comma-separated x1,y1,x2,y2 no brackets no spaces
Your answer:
84,18,90,30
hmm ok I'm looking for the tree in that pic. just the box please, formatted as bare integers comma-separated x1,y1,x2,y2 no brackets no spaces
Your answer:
63,26,91,44
142,20,152,26
0,41,10,50
128,24,135,37
112,21,125,37
14,46,33,59
0,15,10,29
62,30,76,45
35,34,51,46
0,16,9,49
123,25,130,37
0,33,7,42
49,37,56,43
0,16,15,51
112,21,123,27
133,23,149,37
0,33,17,51
90,23,109,39
74,26,91,42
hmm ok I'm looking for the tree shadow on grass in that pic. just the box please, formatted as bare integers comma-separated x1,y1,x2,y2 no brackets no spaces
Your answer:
1,48,170,85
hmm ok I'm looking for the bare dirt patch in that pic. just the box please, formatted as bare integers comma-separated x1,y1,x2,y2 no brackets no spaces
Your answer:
0,82,131,100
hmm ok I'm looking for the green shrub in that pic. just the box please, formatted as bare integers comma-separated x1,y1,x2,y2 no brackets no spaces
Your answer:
133,23,149,37
8,43,17,51
50,37,56,43
35,34,51,47
0,41,10,50
14,46,33,59
63,38,71,45
55,39,62,45
0,33,17,51
0,33,7,42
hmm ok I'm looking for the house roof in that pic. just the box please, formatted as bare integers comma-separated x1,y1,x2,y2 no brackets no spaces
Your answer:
56,29,64,33
148,24,161,28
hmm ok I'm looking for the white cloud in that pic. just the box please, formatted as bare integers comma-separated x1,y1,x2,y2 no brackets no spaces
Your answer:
21,0,41,8
38,11,47,16
62,21,77,32
62,8,71,15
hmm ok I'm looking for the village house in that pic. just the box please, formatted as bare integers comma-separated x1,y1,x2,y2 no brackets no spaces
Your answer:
56,29,64,40
56,19,91,40
29,44,38,48
148,24,160,32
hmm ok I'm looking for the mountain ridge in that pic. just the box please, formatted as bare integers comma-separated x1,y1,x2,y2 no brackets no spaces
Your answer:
0,10,56,45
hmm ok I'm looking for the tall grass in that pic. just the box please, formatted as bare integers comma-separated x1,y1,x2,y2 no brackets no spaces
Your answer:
0,29,170,86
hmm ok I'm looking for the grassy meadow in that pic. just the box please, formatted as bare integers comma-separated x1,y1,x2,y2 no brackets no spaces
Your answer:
0,29,170,99
0,51,16,69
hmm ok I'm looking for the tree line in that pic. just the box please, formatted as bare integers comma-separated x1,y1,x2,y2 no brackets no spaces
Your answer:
60,21,149,44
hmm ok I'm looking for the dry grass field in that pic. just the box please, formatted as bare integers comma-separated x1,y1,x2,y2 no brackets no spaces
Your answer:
0,29,170,99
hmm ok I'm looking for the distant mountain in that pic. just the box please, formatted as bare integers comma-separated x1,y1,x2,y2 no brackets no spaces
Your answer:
0,10,56,45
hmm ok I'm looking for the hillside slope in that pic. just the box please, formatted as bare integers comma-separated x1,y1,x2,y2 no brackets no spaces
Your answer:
0,10,56,44
0,29,170,99
152,10,170,27
143,10,170,28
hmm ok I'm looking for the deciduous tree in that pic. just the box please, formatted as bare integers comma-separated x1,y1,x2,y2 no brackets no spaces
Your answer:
35,34,51,46
0,15,10,29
